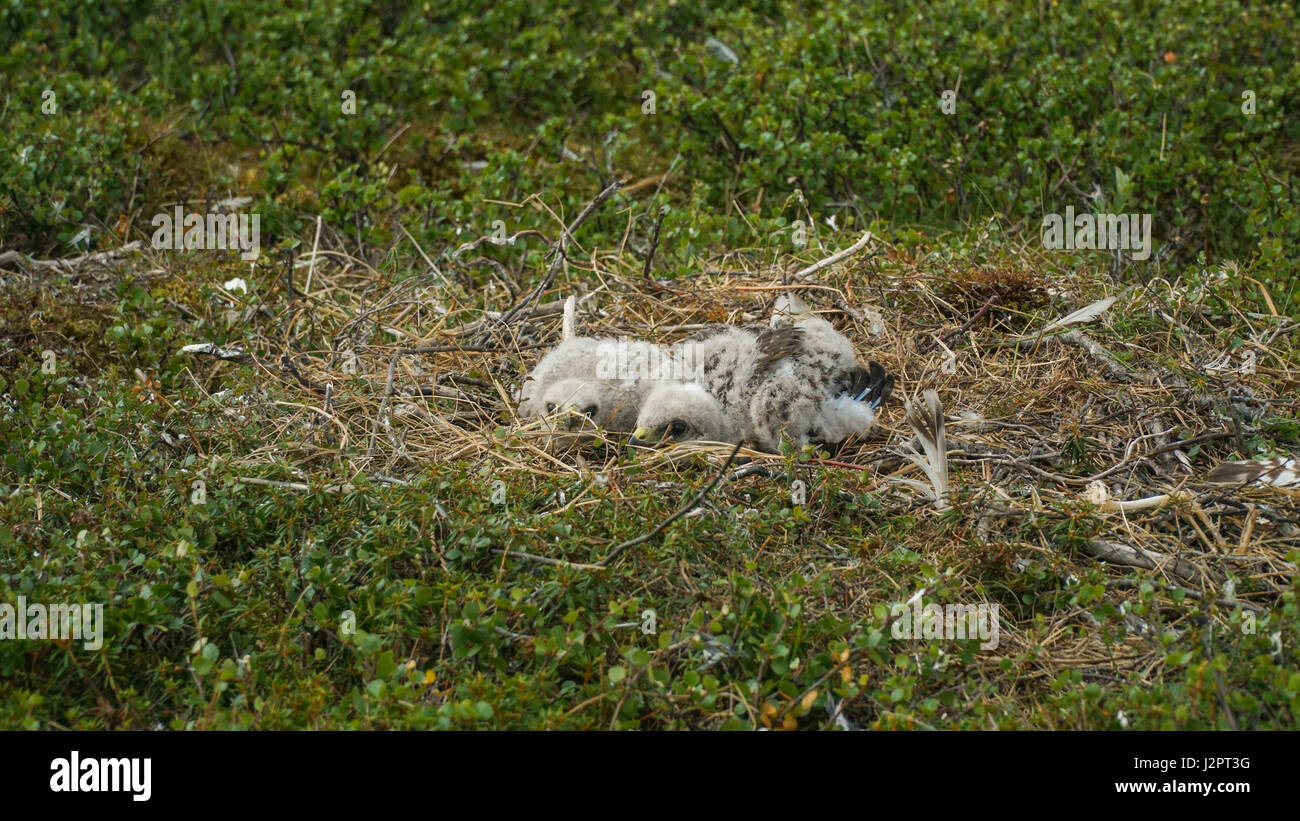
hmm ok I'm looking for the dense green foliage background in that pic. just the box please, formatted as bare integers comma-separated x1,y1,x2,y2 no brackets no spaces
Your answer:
3,1,1297,292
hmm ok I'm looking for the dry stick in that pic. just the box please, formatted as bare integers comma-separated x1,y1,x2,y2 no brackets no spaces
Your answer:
1047,329,1130,380
369,337,548,455
790,230,873,282
488,547,584,568
500,178,625,326
1005,322,1267,433
989,429,1234,487
1054,329,1266,416
1084,539,1223,587
448,299,569,337
451,229,553,260
783,230,875,323
807,458,876,472
595,441,744,568
1106,578,1266,615
393,342,550,356
937,294,998,349
236,476,352,493
0,241,143,272
734,283,858,294
492,442,745,571
304,215,323,297
641,205,669,280
398,222,449,287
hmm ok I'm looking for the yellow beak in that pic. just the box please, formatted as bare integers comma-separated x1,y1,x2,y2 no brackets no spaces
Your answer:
632,427,650,442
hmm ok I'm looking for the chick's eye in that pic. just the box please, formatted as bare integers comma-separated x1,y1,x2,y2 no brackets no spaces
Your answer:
583,405,598,417
545,403,556,413
669,420,688,438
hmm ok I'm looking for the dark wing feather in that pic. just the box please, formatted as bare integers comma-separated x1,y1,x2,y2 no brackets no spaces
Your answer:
753,325,805,378
1208,456,1297,486
848,361,895,408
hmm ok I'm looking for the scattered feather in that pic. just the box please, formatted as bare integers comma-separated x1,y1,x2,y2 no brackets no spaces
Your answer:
704,36,739,65
769,292,812,328
561,295,577,340
213,196,253,212
1042,295,1116,333
180,342,248,361
1208,456,1299,488
897,390,949,509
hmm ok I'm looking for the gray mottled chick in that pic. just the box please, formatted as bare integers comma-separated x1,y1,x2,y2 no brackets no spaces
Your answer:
675,317,893,452
518,336,680,443
538,377,640,433
671,324,803,444
631,381,737,446
517,337,615,417
747,317,892,451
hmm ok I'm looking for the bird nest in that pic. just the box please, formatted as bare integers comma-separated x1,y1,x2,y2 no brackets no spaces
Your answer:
176,192,1299,691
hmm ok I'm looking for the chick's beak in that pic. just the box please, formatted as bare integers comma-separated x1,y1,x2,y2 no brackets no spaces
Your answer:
564,406,584,432
630,426,650,445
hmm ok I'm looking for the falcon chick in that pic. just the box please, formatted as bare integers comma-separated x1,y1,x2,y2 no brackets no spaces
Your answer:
518,332,685,454
632,381,737,446
519,336,674,410
538,377,640,433
518,337,613,417
675,316,893,452
670,324,801,443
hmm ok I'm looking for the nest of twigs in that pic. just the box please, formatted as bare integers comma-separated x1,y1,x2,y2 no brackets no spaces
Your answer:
169,189,1299,689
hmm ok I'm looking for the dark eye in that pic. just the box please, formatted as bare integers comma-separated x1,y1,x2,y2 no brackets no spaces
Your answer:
545,403,556,413
583,404,598,417
669,421,688,438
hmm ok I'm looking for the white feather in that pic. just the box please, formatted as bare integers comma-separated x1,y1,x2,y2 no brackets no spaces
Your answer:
898,390,949,509
769,292,812,327
1042,296,1117,333
561,295,577,340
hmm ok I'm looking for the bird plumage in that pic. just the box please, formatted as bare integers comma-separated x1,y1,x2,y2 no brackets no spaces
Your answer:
1207,456,1299,488
517,336,611,417
517,336,674,419
632,381,737,445
674,316,893,451
538,377,640,433
515,296,892,453
896,389,949,509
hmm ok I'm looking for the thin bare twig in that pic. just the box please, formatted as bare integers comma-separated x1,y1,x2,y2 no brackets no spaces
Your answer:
501,178,625,326
595,442,744,567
